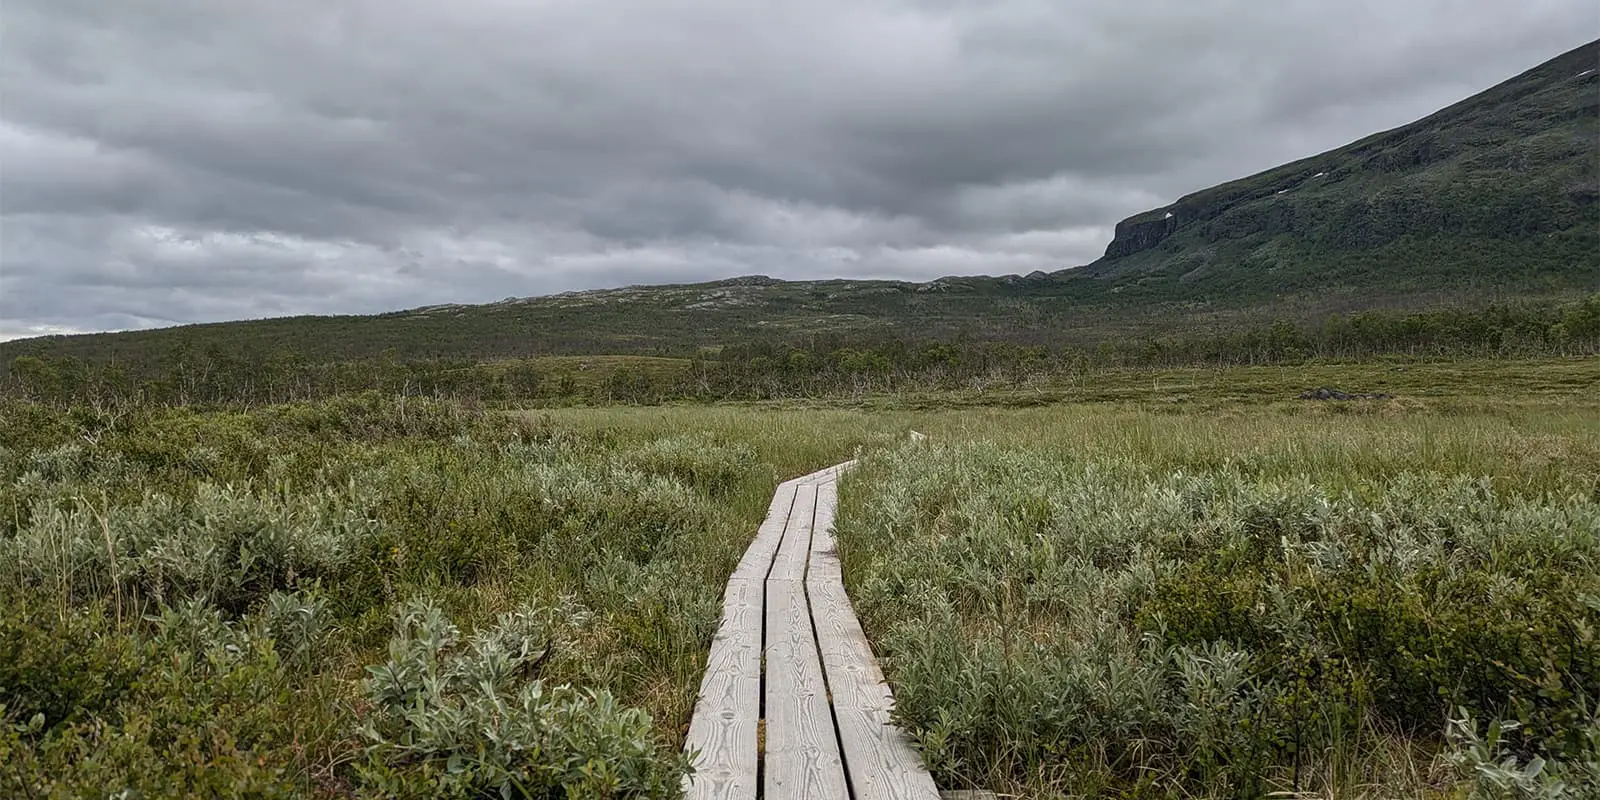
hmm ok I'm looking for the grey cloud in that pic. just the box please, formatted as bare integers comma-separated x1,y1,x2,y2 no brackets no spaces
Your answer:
1,0,1595,337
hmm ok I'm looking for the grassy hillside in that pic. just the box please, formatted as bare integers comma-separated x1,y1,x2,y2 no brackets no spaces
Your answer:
1085,39,1599,297
4,298,1596,409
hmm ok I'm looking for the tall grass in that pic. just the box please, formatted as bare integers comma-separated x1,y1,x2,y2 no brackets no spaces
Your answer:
0,397,785,797
2,364,1594,797
833,410,1599,798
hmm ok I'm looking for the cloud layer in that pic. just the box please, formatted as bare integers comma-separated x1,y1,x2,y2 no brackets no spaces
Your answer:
2,0,1595,337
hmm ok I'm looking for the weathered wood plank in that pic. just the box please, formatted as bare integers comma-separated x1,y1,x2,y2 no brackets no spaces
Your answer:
682,577,764,799
767,483,816,583
808,479,941,800
765,574,848,798
798,459,858,485
806,479,842,585
730,480,798,583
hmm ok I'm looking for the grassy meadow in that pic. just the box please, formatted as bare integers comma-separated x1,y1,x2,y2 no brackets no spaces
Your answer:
835,412,1597,798
1,356,1596,797
543,358,1600,797
0,397,794,797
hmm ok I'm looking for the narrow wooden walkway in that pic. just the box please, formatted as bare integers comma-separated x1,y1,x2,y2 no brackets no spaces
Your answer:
683,461,940,800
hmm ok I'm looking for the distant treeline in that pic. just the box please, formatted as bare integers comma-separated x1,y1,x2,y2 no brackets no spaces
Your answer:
5,296,1596,407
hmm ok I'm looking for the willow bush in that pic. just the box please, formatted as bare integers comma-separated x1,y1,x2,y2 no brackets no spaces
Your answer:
837,441,1599,798
0,397,770,798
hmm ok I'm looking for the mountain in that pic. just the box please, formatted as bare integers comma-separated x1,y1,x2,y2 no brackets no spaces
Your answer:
1081,38,1599,297
4,41,1595,365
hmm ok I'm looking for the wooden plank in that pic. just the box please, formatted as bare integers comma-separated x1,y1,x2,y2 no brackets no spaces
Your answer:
807,479,842,585
807,459,858,484
807,581,939,799
765,479,847,797
730,480,798,583
808,480,941,800
682,577,764,799
796,459,858,486
767,483,816,583
764,574,848,798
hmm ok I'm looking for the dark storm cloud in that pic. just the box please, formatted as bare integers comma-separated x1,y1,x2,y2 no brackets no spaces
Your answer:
1,0,1595,337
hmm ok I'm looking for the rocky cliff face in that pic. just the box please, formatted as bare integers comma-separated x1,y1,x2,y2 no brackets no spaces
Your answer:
1103,212,1179,258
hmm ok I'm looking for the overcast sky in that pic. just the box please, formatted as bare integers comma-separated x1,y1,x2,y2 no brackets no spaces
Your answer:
1,1,1595,339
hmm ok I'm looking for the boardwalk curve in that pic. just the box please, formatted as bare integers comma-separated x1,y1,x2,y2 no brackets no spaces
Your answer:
683,461,939,800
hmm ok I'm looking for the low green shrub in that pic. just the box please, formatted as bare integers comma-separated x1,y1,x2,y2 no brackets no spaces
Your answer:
838,442,1600,798
0,395,774,793
356,599,687,798
0,396,763,794
1443,709,1600,798
0,399,77,454
253,392,499,442
0,601,147,733
2,597,344,799
2,479,382,612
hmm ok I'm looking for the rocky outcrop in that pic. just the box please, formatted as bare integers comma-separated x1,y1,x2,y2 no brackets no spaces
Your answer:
716,275,784,287
1103,212,1180,258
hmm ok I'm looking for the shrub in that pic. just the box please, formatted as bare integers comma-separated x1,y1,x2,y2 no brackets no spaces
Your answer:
1443,709,1600,799
2,480,382,612
2,599,337,799
254,393,497,442
0,601,147,733
838,442,1600,797
0,396,789,792
357,599,687,798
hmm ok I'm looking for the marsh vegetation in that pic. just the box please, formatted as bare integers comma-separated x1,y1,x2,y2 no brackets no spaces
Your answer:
0,397,810,797
2,358,1597,798
837,407,1599,797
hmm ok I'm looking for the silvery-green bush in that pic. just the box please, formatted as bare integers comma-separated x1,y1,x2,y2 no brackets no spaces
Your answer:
1,397,754,795
357,599,687,798
838,442,1600,797
613,434,758,497
1,478,381,609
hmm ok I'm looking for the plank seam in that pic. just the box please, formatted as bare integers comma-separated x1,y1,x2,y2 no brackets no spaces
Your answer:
805,478,859,800
756,484,799,799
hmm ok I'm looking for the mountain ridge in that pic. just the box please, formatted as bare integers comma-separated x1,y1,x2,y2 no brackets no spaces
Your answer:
4,40,1595,364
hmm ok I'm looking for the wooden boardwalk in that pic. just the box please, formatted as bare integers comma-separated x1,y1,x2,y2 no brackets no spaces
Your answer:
683,461,940,800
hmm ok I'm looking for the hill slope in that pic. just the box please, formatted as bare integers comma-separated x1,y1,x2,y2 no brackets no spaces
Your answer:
4,41,1595,365
1083,39,1599,297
